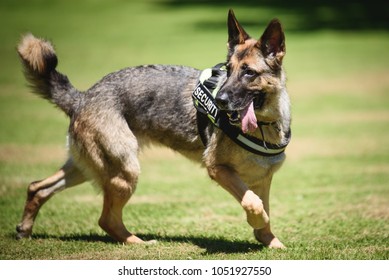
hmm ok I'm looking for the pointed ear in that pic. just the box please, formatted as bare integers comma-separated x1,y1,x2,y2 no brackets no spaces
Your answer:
227,9,250,49
257,19,285,64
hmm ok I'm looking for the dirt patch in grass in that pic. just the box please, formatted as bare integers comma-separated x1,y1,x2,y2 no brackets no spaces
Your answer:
287,135,387,161
289,70,389,98
340,195,389,220
71,193,101,205
0,143,179,166
294,110,389,125
139,145,181,161
0,144,66,164
130,194,178,205
287,106,389,161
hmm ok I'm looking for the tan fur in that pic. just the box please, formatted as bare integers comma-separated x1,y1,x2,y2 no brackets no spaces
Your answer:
18,34,55,74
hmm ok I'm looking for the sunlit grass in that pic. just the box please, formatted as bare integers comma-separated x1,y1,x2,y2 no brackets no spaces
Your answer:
0,0,388,260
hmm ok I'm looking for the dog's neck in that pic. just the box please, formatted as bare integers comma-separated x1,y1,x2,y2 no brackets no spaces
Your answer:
253,89,291,147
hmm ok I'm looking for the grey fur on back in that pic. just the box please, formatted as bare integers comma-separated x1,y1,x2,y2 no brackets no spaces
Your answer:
82,65,204,154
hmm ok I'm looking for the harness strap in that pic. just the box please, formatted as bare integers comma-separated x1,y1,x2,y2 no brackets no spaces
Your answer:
196,111,212,146
218,113,290,157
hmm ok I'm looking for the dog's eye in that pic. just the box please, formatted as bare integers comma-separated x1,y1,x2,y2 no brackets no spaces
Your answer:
243,68,258,78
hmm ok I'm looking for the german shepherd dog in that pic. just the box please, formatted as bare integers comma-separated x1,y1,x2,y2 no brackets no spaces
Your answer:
16,10,290,249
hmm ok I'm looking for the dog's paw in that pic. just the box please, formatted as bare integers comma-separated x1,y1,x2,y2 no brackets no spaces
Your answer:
145,239,158,245
241,190,269,229
267,238,286,249
15,224,32,240
124,235,158,245
253,229,286,249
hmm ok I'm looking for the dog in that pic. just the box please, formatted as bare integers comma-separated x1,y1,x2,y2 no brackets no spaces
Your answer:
16,9,291,249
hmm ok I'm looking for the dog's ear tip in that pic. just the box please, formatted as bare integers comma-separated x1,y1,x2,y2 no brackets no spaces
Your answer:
267,19,284,31
227,9,250,46
257,18,286,62
262,18,285,42
227,9,236,21
270,18,281,24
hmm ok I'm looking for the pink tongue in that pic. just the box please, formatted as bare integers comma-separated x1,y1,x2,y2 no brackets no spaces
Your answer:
240,101,258,133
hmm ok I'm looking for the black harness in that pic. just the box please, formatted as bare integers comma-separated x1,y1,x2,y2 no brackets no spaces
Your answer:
192,63,291,157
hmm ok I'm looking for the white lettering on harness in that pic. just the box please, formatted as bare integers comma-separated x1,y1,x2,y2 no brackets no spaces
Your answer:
193,85,218,119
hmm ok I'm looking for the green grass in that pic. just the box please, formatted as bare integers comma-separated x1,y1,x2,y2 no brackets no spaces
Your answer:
0,0,388,260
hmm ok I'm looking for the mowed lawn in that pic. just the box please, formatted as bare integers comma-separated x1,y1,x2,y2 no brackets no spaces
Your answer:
0,0,388,259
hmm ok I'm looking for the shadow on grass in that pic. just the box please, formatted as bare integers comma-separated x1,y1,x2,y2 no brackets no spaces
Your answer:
22,233,117,244
140,234,265,254
21,232,264,254
159,0,389,31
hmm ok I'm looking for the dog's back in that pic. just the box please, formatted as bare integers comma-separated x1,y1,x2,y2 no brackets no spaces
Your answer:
86,65,204,158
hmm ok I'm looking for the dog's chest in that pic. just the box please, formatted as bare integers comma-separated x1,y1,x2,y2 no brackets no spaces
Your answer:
206,132,285,185
235,153,285,185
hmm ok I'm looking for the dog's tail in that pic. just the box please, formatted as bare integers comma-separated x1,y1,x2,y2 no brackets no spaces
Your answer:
17,34,81,116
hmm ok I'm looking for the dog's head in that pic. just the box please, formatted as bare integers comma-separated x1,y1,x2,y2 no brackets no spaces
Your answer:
216,10,287,133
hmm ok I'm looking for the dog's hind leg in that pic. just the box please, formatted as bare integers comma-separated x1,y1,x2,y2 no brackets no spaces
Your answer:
70,111,150,244
96,141,152,244
96,149,143,244
98,174,144,244
16,158,86,239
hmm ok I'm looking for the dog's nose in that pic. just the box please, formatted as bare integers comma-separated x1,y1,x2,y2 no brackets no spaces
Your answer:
215,92,229,109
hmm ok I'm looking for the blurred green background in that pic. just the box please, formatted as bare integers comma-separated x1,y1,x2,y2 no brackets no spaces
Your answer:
0,0,388,259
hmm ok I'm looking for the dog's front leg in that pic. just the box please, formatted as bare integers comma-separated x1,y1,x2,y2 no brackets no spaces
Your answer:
207,165,269,230
251,177,286,249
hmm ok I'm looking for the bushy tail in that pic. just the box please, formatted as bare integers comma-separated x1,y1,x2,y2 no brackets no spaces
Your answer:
17,34,80,116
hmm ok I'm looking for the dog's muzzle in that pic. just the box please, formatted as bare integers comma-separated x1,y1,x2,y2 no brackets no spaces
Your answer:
214,91,229,110
227,111,240,125
221,91,266,125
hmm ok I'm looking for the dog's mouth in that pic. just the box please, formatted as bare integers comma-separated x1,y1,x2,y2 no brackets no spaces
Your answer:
227,92,266,133
227,101,258,133
253,91,266,110
227,111,240,124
